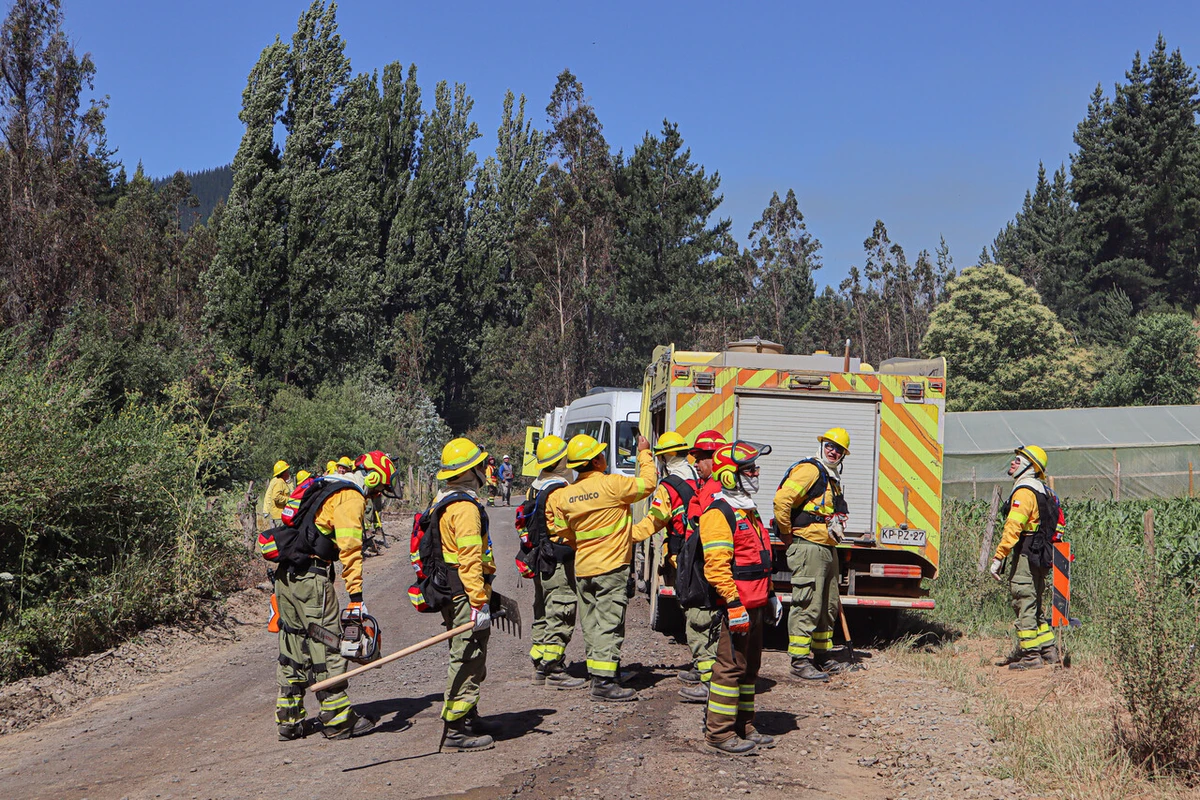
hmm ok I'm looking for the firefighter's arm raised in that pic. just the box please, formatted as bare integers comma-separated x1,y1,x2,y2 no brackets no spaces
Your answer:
443,501,491,609
607,447,657,504
631,483,671,541
699,507,738,606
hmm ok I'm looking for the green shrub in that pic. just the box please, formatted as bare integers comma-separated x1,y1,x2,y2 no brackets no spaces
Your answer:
0,335,252,682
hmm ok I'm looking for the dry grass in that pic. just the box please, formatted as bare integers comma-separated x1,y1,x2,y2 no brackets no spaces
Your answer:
892,638,1197,799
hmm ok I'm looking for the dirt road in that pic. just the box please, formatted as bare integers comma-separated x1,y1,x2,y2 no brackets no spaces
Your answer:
0,507,1029,800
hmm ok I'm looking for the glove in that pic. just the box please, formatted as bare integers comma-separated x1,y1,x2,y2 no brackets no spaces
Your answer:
727,601,750,635
989,558,1003,582
470,605,492,632
769,594,784,626
828,514,846,543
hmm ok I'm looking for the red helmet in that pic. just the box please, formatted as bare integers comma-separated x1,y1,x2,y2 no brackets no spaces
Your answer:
357,451,396,493
712,440,771,490
691,429,729,454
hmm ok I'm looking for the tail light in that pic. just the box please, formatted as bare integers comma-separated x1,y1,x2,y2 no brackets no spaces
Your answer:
869,564,923,579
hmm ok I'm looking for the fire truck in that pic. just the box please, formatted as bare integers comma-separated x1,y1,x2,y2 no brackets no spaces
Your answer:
635,338,946,632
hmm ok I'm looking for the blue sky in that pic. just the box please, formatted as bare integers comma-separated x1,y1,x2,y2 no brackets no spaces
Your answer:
60,0,1200,287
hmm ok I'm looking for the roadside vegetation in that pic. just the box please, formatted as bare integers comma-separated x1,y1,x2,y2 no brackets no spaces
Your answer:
898,498,1200,795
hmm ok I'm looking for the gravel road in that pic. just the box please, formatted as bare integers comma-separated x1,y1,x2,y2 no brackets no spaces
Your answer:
0,506,1030,800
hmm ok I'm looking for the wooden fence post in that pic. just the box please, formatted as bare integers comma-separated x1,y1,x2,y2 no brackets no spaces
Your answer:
1189,462,1194,498
978,485,1003,573
972,466,977,501
1143,508,1155,564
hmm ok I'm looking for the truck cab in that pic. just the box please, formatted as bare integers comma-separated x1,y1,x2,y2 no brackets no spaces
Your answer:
562,389,641,476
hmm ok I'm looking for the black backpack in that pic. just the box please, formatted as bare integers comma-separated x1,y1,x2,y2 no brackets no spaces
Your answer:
260,478,357,569
675,502,736,610
775,458,847,530
661,475,698,556
1009,485,1062,570
408,492,487,612
515,480,572,579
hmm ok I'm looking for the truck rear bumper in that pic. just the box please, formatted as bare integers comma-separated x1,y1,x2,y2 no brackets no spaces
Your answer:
657,585,934,610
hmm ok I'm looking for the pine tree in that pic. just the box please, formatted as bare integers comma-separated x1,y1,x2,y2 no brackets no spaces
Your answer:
744,189,820,352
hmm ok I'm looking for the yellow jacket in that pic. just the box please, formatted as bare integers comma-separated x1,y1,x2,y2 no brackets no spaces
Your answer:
314,488,365,595
549,450,656,578
631,478,693,566
698,505,738,605
773,462,840,546
437,492,496,609
263,476,291,520
994,485,1041,562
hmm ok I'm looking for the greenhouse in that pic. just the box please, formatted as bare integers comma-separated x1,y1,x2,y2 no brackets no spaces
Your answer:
943,405,1200,501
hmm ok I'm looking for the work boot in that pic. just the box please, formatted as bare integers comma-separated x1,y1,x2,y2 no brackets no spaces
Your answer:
321,710,377,740
678,683,708,704
463,708,496,737
545,664,587,689
590,677,637,702
277,719,318,741
1040,642,1062,666
442,718,495,752
706,736,757,756
1008,649,1045,671
743,730,775,748
532,662,547,686
677,668,702,685
993,646,1023,667
814,654,850,675
790,659,830,681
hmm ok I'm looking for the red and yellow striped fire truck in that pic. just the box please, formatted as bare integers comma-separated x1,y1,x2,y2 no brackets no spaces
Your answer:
635,338,947,632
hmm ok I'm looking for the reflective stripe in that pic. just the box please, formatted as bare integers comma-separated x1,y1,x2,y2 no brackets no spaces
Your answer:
788,634,812,657
811,639,833,652
334,526,362,540
586,658,618,676
1031,629,1055,647
697,659,715,680
1017,629,1038,640
737,701,755,711
320,695,350,712
1009,511,1030,525
633,478,649,495
1017,628,1040,649
542,644,565,659
442,699,476,721
575,515,632,542
444,552,460,565
738,684,754,693
456,535,483,547
707,699,737,716
703,539,734,551
812,630,833,640
530,644,546,660
276,696,302,709
708,682,739,698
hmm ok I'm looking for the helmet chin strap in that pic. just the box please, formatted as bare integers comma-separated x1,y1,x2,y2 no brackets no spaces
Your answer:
1011,456,1034,482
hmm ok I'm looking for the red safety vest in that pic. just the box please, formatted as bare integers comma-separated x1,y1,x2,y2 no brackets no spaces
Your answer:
710,498,773,609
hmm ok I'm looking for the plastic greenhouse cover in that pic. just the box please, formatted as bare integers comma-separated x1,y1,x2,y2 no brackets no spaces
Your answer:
945,405,1200,455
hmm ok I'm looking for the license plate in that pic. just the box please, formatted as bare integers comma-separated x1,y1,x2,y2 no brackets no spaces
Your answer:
880,527,927,547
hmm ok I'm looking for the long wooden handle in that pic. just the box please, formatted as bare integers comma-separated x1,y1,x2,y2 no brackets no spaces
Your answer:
309,621,473,693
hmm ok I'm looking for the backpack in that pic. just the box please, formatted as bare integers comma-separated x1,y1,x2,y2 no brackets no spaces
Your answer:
515,480,570,580
675,503,734,610
257,477,356,568
408,492,481,612
1011,484,1065,570
661,475,697,556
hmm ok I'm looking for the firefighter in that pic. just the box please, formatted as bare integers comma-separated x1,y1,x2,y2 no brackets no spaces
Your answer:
325,460,338,476
273,451,395,741
260,460,292,531
775,427,851,680
679,429,729,690
701,441,782,755
524,435,587,689
434,437,498,751
336,456,354,475
631,431,711,703
990,445,1061,670
549,432,655,701
485,455,499,507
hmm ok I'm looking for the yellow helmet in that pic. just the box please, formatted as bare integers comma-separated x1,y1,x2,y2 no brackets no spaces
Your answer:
652,431,690,456
535,435,568,469
437,437,488,480
818,427,851,455
566,434,607,469
1015,445,1048,476
325,460,337,475
337,456,355,470
273,459,290,477
295,470,311,484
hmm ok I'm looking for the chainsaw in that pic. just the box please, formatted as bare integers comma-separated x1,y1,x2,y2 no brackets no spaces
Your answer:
308,607,382,664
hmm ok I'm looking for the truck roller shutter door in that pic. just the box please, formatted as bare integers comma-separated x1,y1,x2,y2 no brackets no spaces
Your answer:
734,395,880,535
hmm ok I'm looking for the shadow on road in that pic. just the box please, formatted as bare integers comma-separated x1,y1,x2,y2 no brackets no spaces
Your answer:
358,691,441,733
489,707,557,741
755,709,801,736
